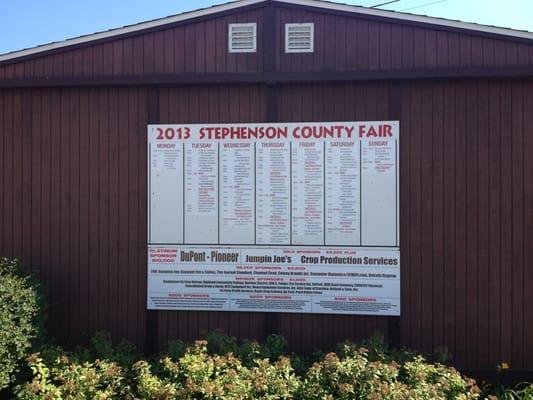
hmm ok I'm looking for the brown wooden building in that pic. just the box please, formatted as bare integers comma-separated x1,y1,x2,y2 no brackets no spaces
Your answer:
0,0,532,372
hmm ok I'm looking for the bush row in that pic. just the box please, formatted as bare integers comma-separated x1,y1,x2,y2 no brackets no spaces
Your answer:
12,332,483,400
2,257,532,399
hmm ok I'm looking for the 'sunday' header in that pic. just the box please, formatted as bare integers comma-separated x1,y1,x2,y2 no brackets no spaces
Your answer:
147,120,400,315
148,121,399,142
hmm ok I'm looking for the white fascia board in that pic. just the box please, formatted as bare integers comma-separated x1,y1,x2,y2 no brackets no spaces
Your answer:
274,0,533,41
0,0,265,63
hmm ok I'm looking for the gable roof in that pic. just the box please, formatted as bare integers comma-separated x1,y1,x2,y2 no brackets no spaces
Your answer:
2,0,533,64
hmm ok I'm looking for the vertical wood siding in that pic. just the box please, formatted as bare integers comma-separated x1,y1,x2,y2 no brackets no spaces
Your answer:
0,9,265,80
2,6,533,80
0,87,149,347
1,79,532,370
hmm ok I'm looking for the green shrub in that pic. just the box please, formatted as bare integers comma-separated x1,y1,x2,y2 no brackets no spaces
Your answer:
0,257,45,390
15,353,132,400
165,339,187,361
298,346,480,400
85,332,140,368
13,332,489,400
202,331,288,368
148,340,299,399
485,382,533,400
15,340,300,399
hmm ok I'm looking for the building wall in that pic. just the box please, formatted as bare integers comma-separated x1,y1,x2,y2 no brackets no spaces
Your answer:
1,78,532,370
2,4,533,80
273,7,533,72
0,8,265,79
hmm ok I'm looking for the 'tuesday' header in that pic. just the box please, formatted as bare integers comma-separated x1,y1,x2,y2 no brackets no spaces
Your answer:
148,121,399,142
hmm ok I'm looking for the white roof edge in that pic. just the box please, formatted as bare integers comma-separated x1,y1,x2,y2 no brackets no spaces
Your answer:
0,0,265,63
1,0,533,64
277,0,533,40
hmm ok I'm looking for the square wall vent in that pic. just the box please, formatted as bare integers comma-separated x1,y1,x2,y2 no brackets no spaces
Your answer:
285,23,314,53
228,23,257,53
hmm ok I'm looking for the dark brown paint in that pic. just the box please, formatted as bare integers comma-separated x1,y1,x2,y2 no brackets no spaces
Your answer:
0,2,532,373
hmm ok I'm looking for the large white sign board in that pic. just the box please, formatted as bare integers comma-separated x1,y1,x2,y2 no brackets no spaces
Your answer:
148,121,400,315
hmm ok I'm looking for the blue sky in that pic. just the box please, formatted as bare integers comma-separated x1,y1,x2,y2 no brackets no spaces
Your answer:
1,0,533,55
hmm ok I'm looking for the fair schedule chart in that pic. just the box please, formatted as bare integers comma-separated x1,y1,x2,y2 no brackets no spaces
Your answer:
149,122,399,247
147,121,400,316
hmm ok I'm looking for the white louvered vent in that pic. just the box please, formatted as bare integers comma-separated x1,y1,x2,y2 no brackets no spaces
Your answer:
285,23,314,53
228,23,257,53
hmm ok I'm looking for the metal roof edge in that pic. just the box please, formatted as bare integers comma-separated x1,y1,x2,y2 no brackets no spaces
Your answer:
0,0,266,63
275,0,533,40
1,0,532,64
